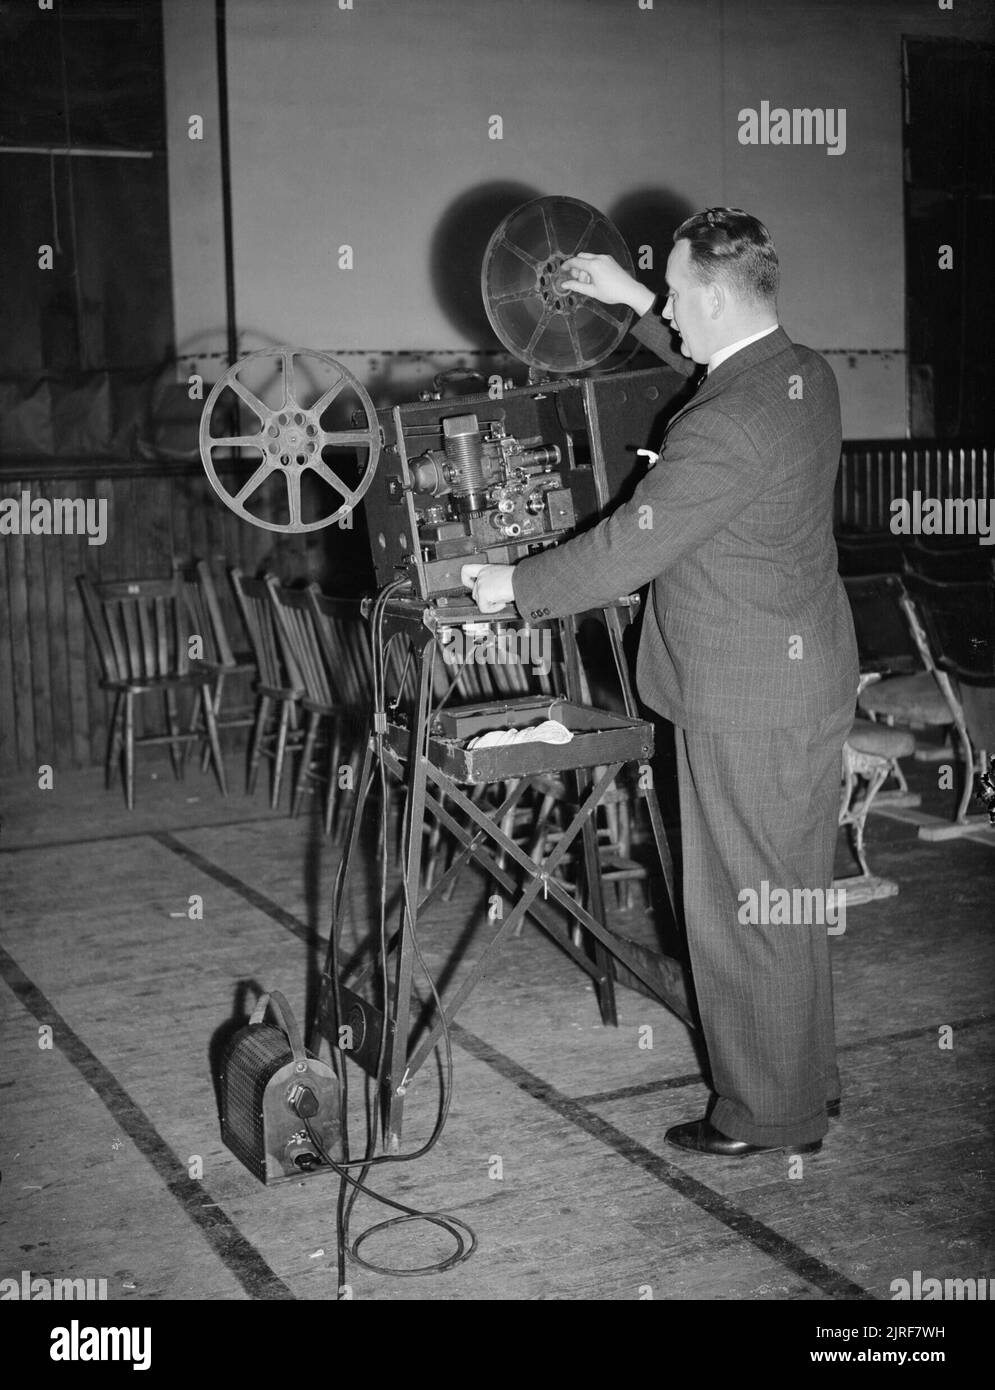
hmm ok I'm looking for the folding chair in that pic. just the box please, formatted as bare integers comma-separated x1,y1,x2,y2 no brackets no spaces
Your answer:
902,572,995,836
844,572,943,805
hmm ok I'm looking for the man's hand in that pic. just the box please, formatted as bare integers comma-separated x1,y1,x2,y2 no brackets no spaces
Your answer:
558,253,655,317
461,563,516,614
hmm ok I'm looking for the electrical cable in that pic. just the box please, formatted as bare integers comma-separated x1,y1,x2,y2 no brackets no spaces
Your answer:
307,578,477,1283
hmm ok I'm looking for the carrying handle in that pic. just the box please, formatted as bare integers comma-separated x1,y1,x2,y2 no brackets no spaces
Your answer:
249,990,307,1064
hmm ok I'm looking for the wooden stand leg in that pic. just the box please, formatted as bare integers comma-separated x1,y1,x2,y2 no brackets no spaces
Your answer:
381,652,435,1151
560,616,618,1025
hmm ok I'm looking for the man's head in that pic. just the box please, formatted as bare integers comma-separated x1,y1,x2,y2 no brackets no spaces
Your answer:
662,208,779,364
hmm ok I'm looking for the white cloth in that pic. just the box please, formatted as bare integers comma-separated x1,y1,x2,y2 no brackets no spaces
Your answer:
466,719,574,750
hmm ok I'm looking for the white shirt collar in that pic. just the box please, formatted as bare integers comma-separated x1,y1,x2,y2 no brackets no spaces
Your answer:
707,323,779,375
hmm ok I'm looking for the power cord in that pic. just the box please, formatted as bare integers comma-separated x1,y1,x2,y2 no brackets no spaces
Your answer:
306,579,477,1286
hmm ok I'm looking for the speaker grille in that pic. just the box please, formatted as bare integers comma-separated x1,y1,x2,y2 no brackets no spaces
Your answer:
220,1024,291,1182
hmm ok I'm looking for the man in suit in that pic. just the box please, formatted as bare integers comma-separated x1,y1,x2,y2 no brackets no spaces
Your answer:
462,208,858,1156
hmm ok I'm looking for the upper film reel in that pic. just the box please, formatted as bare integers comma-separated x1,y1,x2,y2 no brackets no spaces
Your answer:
481,195,635,373
198,347,381,533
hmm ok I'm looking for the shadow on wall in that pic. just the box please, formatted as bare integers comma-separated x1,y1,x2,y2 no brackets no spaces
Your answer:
429,181,697,348
429,180,544,347
607,187,697,303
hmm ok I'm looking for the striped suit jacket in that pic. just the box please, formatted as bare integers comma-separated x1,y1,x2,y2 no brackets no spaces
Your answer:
511,314,859,731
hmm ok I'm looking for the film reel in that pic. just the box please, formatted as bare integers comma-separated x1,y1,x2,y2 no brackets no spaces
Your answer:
199,347,380,533
481,195,635,373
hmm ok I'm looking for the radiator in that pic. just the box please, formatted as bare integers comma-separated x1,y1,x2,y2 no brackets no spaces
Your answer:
836,441,994,532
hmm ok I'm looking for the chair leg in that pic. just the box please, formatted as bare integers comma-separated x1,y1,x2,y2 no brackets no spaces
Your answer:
181,682,198,775
848,819,871,879
201,674,224,773
124,691,135,810
247,695,271,796
293,711,321,818
201,684,229,797
164,689,183,780
324,721,342,838
272,701,293,810
852,761,889,877
952,719,976,824
105,692,123,790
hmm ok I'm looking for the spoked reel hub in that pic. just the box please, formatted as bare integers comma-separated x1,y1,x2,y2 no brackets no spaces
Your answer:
481,195,635,373
199,198,637,530
199,347,380,533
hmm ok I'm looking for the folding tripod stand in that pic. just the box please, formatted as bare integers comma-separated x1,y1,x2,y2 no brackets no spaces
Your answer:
313,592,693,1152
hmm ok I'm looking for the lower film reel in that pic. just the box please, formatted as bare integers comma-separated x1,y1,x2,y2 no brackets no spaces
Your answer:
481,195,635,374
198,347,381,533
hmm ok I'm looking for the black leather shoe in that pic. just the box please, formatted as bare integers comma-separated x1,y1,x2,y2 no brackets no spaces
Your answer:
665,1117,822,1158
827,1099,841,1119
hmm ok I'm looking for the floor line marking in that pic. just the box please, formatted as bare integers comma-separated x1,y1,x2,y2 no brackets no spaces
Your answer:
150,834,875,1298
0,813,289,855
0,944,296,1302
572,1014,994,1107
451,1023,875,1301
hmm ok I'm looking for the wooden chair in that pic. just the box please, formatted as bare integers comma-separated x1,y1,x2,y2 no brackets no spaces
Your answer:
230,568,303,807
266,579,353,834
175,559,257,770
303,585,383,838
77,573,228,809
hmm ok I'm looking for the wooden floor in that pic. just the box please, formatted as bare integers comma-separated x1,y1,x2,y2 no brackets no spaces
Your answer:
1,742,993,1302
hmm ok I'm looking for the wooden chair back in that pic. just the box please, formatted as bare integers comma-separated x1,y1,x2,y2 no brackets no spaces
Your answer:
176,560,237,669
230,568,300,694
266,579,341,710
77,574,191,685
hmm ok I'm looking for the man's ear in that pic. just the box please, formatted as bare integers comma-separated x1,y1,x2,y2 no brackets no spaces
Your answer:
707,281,725,319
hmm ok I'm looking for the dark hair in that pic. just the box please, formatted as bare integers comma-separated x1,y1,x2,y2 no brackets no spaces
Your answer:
673,208,779,304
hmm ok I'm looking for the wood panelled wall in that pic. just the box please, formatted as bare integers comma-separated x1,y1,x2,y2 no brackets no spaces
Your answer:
0,462,351,777
2,443,992,775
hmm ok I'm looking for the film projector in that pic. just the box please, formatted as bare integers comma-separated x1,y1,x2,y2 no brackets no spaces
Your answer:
200,196,696,1158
